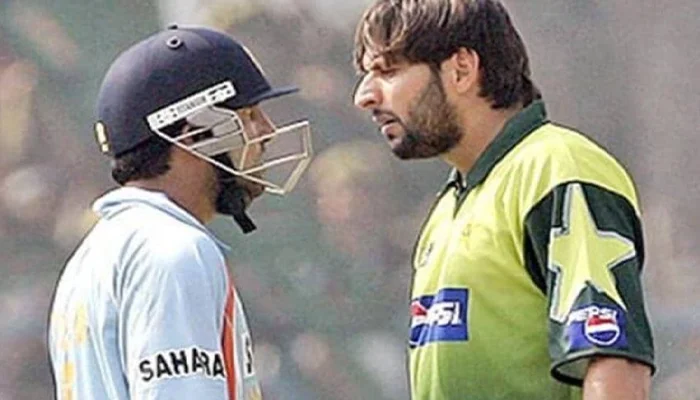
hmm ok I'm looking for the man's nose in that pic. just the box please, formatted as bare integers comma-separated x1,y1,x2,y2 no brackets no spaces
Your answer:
254,113,276,139
353,76,381,110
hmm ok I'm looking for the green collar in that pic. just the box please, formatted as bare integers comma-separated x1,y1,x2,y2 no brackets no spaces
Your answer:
449,100,548,192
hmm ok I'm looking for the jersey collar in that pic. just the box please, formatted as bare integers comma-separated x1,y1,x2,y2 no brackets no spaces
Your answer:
449,100,548,192
93,187,232,252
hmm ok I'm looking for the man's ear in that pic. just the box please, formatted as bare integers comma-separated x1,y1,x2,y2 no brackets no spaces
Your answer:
442,47,480,95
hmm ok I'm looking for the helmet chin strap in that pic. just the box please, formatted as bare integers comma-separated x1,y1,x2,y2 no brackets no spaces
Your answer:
213,155,257,234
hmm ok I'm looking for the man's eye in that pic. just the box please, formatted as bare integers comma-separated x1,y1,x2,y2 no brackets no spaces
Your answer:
238,109,252,119
380,68,398,78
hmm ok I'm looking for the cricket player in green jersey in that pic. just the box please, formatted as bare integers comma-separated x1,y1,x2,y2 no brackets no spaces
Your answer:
352,1,655,399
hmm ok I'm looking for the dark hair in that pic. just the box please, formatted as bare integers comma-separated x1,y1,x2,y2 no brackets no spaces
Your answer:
110,121,186,185
354,0,540,109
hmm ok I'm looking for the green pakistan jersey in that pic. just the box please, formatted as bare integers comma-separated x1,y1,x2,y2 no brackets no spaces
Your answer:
408,101,655,400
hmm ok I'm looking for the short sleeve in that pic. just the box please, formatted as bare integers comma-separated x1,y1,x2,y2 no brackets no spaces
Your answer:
118,231,230,399
523,181,655,385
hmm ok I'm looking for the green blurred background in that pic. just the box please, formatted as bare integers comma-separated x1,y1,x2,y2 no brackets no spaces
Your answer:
0,1,698,398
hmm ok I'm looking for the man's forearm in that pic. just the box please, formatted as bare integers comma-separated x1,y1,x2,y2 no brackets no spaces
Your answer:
583,357,652,400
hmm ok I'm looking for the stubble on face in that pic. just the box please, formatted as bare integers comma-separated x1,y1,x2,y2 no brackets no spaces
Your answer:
205,164,221,210
392,72,463,160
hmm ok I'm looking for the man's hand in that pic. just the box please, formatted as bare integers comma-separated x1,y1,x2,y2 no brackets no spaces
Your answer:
583,357,652,400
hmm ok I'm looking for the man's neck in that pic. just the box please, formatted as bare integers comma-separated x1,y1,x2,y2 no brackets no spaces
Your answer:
442,101,522,176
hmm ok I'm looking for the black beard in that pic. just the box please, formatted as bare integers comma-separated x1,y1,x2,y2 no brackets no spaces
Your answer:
213,155,256,233
391,74,463,160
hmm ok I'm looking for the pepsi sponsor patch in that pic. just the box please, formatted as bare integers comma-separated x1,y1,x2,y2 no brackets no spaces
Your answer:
566,304,627,350
409,288,469,348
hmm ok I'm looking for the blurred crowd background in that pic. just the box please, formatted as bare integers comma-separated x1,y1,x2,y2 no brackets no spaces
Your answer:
0,0,698,399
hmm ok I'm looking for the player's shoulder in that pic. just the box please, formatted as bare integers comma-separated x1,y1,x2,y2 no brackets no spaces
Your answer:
516,123,620,169
495,122,639,214
100,204,226,271
513,123,634,189
108,214,227,303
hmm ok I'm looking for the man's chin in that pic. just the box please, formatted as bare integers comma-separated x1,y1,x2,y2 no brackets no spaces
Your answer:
391,144,440,160
390,133,429,159
389,139,413,159
243,185,265,207
392,148,417,160
214,180,256,215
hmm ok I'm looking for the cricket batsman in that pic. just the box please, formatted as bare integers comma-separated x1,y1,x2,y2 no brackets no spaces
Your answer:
48,25,312,399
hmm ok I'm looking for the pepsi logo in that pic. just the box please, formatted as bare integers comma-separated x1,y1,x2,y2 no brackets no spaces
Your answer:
410,299,429,328
584,311,620,346
409,289,470,348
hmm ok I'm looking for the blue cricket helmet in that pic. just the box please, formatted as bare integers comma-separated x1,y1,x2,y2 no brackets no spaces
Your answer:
95,24,298,157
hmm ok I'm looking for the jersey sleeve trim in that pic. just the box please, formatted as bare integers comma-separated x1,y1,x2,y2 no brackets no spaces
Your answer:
550,350,656,387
